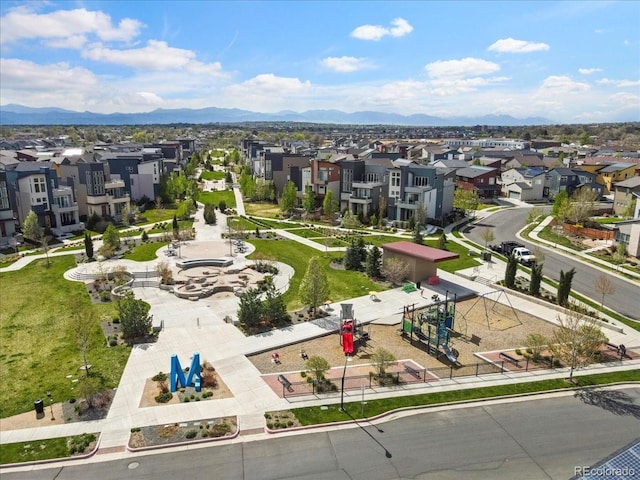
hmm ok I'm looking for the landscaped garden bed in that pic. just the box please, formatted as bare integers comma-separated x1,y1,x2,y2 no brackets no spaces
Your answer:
128,417,237,449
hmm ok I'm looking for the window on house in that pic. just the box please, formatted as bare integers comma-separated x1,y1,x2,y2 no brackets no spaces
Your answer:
126,166,133,173
32,177,46,194
366,173,379,183
391,171,400,187
414,176,428,187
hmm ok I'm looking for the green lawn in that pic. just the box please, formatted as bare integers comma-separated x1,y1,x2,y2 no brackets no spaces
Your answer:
200,171,226,181
537,226,588,251
228,216,260,231
283,228,321,238
362,234,404,248
289,369,640,425
423,239,480,272
123,241,168,261
247,239,387,310
0,433,98,464
593,217,624,224
198,190,236,208
250,217,299,229
0,257,130,418
147,220,193,234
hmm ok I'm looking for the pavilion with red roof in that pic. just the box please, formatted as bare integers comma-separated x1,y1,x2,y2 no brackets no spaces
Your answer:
381,241,459,285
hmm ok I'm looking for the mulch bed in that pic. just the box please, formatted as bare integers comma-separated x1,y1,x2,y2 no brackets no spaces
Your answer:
61,390,114,423
128,417,237,448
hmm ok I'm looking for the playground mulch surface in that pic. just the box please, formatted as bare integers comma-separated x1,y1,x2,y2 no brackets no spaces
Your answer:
248,298,560,377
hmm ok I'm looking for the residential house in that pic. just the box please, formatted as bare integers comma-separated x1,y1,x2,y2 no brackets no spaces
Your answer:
432,159,469,170
444,138,530,150
268,154,313,199
101,151,164,202
598,163,636,194
455,165,499,199
503,154,546,170
546,168,604,200
612,177,640,216
301,158,341,207
387,160,455,223
341,158,392,219
501,168,546,201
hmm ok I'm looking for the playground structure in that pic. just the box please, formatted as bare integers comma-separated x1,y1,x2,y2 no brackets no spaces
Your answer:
401,291,459,364
339,303,369,356
457,289,522,333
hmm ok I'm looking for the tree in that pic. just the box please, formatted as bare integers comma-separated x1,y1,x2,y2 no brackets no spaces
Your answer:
237,288,262,332
343,240,361,271
298,257,330,315
225,171,233,184
524,333,548,360
102,224,121,250
529,263,543,296
453,189,479,217
378,196,386,227
302,185,315,214
76,374,102,408
407,215,416,231
172,214,179,232
341,210,360,229
155,260,174,285
415,202,427,227
263,284,289,325
365,246,382,279
549,309,607,381
526,206,543,225
622,198,637,219
22,210,50,264
478,227,495,250
381,257,409,286
594,273,615,311
437,232,447,250
355,236,367,265
305,356,330,383
117,291,152,340
557,268,576,307
279,181,297,215
322,190,338,220
69,302,97,377
611,243,626,270
504,254,518,289
203,204,217,225
551,191,570,224
413,226,424,245
121,202,131,227
84,232,94,259
371,347,396,377
567,187,597,224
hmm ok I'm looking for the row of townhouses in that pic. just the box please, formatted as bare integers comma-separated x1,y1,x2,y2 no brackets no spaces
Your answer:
0,140,195,246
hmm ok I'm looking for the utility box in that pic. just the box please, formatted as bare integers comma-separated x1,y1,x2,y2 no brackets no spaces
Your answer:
482,251,492,262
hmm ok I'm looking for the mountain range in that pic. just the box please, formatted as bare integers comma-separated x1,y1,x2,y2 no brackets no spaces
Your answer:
0,104,553,127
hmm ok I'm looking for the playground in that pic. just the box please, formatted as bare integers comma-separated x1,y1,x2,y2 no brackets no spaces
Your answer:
249,295,561,392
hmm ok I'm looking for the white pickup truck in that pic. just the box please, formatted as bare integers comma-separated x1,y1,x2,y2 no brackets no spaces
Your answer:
511,247,536,266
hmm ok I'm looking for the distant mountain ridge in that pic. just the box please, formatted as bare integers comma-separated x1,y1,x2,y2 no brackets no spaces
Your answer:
0,104,553,126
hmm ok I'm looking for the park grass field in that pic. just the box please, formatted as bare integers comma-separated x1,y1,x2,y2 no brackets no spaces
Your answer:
0,257,130,418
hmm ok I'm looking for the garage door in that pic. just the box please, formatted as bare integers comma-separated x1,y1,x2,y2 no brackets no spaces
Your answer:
509,191,519,199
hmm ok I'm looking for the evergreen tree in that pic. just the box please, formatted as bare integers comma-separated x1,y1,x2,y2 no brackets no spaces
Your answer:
302,185,315,214
322,190,338,220
84,232,94,259
172,214,179,235
529,263,543,296
437,232,447,250
504,254,518,289
237,288,262,332
102,224,121,250
355,236,367,265
365,246,382,279
117,291,153,340
557,268,576,306
343,240,361,271
280,181,297,215
203,204,217,225
263,284,289,325
413,227,424,245
407,215,416,231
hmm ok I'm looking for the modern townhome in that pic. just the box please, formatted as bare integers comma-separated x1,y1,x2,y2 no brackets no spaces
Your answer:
335,157,393,218
386,159,455,223
501,167,546,201
301,158,341,205
612,177,640,216
100,150,164,203
5,161,82,233
454,165,499,199
546,167,604,200
597,163,636,194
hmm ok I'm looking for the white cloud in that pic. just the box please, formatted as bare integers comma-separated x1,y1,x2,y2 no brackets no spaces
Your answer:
596,78,640,87
0,58,98,92
540,75,590,93
578,67,602,75
228,74,311,95
321,56,370,73
0,6,143,45
45,35,88,50
488,38,550,53
350,17,413,41
425,57,500,78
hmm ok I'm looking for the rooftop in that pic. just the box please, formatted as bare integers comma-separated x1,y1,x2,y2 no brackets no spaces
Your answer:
381,241,459,263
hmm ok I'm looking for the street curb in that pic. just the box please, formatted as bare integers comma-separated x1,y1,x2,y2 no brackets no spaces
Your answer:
125,424,240,453
263,381,640,435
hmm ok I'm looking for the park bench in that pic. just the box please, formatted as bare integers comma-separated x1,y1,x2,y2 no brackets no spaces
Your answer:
277,374,292,390
499,352,520,367
606,342,618,351
403,363,421,379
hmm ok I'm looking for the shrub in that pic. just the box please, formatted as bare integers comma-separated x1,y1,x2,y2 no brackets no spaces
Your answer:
185,430,198,439
154,392,173,403
515,348,522,356
183,397,190,403
152,372,168,382
69,398,76,404
109,338,118,347
130,427,141,433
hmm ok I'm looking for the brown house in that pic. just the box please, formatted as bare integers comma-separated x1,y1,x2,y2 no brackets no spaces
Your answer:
381,241,459,284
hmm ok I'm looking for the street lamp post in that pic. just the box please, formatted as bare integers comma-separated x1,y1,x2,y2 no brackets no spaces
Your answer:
46,391,54,421
340,355,353,411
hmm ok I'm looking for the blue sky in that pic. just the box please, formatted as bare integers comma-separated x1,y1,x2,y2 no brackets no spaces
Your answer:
1,1,639,122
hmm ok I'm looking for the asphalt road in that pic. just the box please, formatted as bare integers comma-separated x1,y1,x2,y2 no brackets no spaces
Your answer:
465,207,640,320
3,387,639,480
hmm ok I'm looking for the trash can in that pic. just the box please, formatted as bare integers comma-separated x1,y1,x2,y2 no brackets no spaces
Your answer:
34,399,44,415
482,251,492,262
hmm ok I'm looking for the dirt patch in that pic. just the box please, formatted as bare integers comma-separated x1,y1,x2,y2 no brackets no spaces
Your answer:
129,417,237,448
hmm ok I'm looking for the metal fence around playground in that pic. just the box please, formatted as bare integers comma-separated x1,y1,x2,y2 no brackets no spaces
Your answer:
277,356,561,399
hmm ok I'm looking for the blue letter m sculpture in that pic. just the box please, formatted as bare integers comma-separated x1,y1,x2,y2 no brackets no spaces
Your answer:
170,353,201,393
